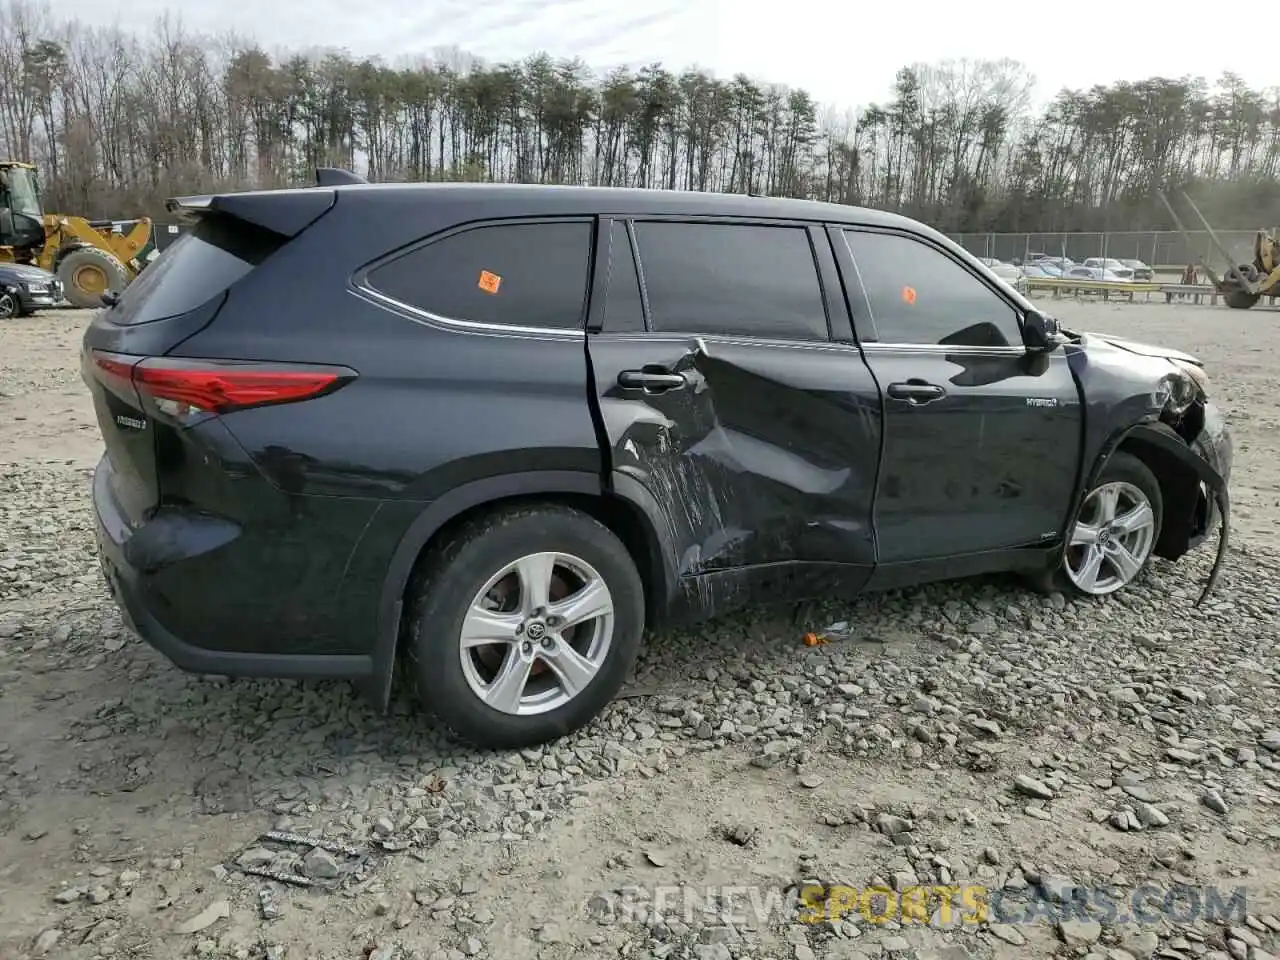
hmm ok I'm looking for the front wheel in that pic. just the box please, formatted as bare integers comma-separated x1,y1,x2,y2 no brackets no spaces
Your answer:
403,503,645,749
56,247,129,309
1053,452,1163,597
0,290,18,319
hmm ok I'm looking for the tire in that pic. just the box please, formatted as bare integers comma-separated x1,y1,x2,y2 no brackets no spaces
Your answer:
1225,287,1260,309
1045,452,1163,598
0,290,17,320
403,503,645,749
56,247,130,309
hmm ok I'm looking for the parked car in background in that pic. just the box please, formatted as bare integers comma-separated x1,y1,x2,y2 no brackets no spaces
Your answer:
1031,255,1077,271
1021,263,1059,279
1067,266,1132,283
0,262,63,318
987,260,1030,295
1081,258,1136,281
1119,259,1155,281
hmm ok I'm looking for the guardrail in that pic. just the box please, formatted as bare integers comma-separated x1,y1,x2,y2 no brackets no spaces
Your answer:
1025,278,1159,300
1022,277,1272,306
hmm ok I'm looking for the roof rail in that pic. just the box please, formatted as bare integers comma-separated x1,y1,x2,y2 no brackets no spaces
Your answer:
315,167,367,187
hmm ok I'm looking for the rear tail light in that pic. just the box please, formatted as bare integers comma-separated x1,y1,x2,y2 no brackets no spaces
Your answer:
90,350,355,417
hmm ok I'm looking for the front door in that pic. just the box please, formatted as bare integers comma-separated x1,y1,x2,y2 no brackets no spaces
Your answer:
584,216,884,600
834,227,1083,565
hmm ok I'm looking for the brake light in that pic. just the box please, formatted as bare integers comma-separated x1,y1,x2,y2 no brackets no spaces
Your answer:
91,350,354,417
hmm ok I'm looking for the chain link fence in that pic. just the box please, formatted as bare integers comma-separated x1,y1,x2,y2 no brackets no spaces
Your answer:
947,230,1264,271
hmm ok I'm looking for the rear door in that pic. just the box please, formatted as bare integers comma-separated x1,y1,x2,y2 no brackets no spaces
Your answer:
835,227,1082,563
585,216,882,586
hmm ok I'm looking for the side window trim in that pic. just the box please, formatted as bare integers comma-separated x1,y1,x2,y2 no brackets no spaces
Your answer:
626,219,653,331
628,216,834,345
353,215,595,338
586,216,611,333
837,225,1027,351
590,217,649,335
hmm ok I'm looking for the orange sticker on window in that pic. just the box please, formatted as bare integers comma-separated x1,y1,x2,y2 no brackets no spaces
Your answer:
477,270,502,294
901,285,917,304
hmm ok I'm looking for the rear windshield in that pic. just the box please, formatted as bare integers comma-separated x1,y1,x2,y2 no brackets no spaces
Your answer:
109,212,285,325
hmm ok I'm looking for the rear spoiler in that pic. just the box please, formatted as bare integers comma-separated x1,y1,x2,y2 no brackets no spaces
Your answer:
164,167,366,236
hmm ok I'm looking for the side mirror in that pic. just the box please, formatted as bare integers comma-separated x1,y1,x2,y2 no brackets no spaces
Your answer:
101,291,119,308
1022,309,1059,353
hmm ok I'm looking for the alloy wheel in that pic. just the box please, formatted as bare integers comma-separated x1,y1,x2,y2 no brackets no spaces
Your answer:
1064,480,1157,595
458,551,615,716
0,292,16,319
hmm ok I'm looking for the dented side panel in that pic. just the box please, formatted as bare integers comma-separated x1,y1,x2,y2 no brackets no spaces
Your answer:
587,334,882,579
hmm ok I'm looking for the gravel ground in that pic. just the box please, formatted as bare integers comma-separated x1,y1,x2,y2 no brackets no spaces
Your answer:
0,300,1278,960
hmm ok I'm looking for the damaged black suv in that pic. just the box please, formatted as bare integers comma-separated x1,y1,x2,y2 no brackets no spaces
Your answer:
84,174,1232,749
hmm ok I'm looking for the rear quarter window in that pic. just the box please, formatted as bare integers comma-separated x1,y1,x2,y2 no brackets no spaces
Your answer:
109,213,284,326
364,220,593,331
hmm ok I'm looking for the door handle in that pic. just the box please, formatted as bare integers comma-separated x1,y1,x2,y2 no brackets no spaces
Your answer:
618,369,687,392
887,380,946,404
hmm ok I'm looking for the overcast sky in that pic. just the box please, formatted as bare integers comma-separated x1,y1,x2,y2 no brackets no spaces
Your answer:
53,0,1277,111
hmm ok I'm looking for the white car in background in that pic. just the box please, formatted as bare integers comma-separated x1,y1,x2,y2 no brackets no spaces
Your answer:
1081,258,1136,281
980,257,1030,295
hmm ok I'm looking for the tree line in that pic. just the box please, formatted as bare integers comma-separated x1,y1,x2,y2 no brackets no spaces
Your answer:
2,0,1279,232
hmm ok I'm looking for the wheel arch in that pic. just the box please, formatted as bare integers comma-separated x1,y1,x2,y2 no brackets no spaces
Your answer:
367,469,678,710
1084,421,1222,563
51,240,91,270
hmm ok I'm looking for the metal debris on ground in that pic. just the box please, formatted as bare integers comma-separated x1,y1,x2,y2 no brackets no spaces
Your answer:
262,831,365,857
258,887,282,920
228,831,373,893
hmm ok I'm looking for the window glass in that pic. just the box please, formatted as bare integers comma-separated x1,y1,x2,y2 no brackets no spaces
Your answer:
110,213,285,325
843,230,1022,347
633,221,829,340
603,221,645,332
367,220,592,329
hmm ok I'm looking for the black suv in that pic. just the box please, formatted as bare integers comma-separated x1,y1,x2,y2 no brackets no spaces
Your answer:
84,176,1232,749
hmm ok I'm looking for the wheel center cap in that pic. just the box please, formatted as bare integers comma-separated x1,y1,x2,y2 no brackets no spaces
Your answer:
1097,528,1112,547
525,620,547,641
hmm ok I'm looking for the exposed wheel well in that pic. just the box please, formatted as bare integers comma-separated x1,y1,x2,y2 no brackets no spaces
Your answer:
394,491,666,659
1115,435,1203,560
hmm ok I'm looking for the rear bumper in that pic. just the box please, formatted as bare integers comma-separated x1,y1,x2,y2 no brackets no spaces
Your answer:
92,456,374,683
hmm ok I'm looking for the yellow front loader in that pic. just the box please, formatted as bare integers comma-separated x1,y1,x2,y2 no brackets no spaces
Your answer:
0,160,153,308
1159,190,1280,310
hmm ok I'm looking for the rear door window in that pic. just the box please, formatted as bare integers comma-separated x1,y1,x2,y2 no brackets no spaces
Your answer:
366,220,593,331
631,221,830,341
110,213,284,325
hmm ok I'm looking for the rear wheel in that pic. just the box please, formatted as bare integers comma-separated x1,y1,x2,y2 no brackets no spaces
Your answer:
57,247,129,309
403,503,645,749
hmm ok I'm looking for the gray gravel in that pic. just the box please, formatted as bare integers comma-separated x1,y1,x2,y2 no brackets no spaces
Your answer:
1,304,1279,960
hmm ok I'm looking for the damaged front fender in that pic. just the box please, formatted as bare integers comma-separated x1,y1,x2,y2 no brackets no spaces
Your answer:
1114,421,1230,606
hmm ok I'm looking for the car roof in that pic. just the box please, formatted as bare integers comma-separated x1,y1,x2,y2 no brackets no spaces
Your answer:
342,182,911,221
186,181,936,234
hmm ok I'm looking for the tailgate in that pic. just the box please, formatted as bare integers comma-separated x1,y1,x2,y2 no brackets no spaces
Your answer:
82,347,157,524
80,190,333,524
